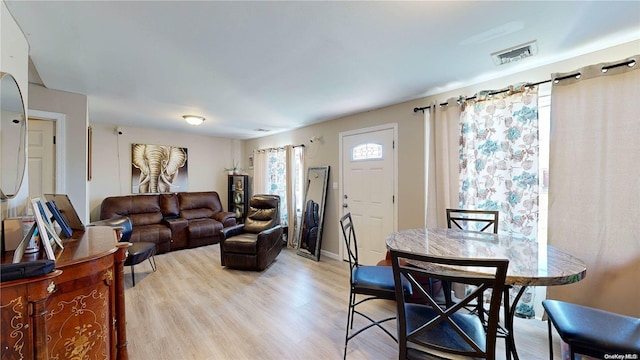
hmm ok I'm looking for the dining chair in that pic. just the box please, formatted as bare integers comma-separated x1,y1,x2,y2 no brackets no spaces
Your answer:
444,209,499,310
446,208,499,234
542,299,640,360
390,248,509,360
340,212,411,359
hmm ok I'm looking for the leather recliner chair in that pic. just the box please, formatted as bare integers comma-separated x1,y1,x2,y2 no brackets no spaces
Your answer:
220,194,283,271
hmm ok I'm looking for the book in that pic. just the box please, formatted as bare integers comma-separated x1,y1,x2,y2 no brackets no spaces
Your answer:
46,200,73,238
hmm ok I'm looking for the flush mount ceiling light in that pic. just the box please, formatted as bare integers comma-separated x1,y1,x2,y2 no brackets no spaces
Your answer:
183,115,205,126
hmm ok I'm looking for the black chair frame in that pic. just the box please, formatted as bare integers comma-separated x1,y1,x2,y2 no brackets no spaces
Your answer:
446,209,499,234
340,212,406,359
390,249,508,359
445,208,500,314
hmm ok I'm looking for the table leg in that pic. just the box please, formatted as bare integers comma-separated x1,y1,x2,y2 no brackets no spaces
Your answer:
504,285,528,360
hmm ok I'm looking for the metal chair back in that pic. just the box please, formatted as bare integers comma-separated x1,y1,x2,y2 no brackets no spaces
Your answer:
390,249,508,359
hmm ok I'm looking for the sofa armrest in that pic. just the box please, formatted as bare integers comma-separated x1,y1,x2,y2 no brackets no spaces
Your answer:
162,217,189,250
257,225,283,250
213,211,237,227
220,224,245,240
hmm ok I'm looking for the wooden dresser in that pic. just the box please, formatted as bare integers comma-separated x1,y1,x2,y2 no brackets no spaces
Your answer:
1,226,129,360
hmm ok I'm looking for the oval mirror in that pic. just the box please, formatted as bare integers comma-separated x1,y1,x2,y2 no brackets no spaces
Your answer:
0,72,27,199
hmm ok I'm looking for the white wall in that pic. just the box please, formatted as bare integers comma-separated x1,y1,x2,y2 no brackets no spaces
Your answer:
88,123,241,221
28,84,89,222
0,1,29,220
244,39,640,258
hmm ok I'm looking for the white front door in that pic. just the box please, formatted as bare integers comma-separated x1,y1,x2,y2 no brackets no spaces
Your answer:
28,118,56,197
340,124,397,265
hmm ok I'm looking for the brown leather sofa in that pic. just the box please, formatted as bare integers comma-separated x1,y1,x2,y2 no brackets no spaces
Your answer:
220,194,283,270
100,191,235,254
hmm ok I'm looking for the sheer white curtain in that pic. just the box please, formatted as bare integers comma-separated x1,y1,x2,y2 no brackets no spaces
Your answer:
253,150,268,195
286,146,305,248
425,98,462,228
548,55,640,317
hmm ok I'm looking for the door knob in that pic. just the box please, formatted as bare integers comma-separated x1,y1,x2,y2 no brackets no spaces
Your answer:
343,204,348,208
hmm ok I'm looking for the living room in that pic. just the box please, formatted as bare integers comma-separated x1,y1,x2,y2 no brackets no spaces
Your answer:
2,1,639,359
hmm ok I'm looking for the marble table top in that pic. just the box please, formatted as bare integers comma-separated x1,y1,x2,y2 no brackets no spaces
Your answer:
386,228,587,286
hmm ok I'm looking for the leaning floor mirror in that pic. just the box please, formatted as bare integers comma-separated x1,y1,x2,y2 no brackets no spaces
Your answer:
297,166,330,261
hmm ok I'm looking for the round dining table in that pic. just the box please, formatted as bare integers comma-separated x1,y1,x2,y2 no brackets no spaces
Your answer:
386,227,587,360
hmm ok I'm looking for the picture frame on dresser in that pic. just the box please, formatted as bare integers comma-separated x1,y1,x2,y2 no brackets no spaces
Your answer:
31,197,63,260
46,200,73,238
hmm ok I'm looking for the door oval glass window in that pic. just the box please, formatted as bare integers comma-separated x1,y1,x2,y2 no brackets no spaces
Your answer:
351,143,383,161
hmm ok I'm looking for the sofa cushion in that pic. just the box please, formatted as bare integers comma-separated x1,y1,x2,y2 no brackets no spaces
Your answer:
181,208,215,220
160,193,180,217
128,212,163,227
129,224,172,253
101,195,163,226
188,218,223,238
244,198,278,233
179,191,223,213
222,233,258,254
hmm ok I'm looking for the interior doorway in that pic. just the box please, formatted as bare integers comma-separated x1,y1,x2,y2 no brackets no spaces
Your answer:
339,124,397,265
28,118,56,196
27,109,66,197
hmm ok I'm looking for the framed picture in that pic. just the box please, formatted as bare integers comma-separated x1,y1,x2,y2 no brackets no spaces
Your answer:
131,143,188,194
248,154,254,170
31,198,64,260
46,200,73,238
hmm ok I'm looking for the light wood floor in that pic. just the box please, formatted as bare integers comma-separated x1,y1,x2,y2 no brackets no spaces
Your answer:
124,244,562,359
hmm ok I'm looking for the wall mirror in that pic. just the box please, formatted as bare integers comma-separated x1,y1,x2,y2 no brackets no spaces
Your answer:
297,166,330,261
0,72,27,200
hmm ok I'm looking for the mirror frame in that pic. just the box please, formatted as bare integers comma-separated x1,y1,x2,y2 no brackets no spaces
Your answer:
296,165,330,261
0,72,27,200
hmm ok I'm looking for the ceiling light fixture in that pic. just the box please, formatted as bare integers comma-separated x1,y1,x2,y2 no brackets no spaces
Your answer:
183,115,205,126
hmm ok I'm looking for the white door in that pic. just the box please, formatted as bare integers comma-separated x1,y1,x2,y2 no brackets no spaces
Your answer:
340,125,396,265
28,119,56,197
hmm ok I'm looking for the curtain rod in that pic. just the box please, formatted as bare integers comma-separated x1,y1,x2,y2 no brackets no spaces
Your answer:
413,79,550,113
412,58,637,113
255,144,305,153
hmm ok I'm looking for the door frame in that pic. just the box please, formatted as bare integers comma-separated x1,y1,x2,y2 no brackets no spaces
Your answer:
28,109,66,194
338,123,398,261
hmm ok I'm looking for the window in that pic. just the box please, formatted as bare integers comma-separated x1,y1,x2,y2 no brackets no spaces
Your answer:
352,143,383,161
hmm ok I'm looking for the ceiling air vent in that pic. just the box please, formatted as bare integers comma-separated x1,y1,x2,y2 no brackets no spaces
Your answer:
491,40,538,66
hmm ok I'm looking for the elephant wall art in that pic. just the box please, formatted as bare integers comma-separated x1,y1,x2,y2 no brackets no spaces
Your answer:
131,143,188,194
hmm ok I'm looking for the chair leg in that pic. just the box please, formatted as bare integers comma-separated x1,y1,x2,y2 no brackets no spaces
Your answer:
442,281,453,307
130,265,136,287
344,292,355,360
148,254,157,272
547,317,554,360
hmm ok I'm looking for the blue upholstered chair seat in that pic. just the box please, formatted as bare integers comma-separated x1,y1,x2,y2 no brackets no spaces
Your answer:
352,266,410,295
543,300,640,358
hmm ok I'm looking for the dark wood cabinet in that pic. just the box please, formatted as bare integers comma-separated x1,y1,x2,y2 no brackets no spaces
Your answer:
228,175,249,224
1,226,129,360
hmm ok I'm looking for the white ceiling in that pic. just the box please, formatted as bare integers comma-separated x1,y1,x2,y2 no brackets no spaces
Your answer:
5,1,640,139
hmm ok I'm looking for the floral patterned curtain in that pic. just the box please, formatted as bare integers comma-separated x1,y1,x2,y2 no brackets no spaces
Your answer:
459,84,539,238
458,84,540,318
